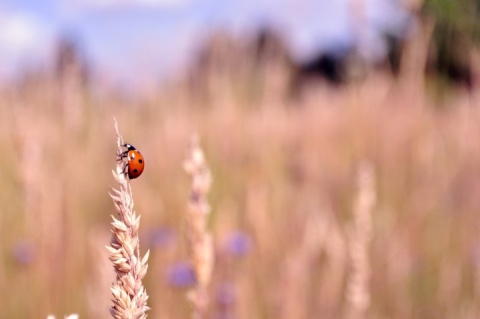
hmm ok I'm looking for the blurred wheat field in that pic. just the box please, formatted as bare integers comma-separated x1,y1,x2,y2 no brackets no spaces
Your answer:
1,65,480,319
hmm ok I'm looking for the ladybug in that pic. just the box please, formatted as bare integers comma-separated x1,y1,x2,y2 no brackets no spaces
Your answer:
118,144,145,179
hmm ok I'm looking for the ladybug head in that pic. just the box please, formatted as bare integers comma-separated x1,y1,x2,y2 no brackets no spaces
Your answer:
123,143,137,151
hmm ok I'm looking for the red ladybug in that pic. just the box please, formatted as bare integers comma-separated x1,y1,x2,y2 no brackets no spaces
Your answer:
118,144,145,179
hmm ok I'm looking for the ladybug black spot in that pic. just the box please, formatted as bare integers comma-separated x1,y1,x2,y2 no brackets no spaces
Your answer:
133,169,138,173
138,159,143,164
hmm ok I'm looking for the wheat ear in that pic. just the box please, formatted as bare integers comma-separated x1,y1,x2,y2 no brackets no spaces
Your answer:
107,119,150,319
183,135,214,319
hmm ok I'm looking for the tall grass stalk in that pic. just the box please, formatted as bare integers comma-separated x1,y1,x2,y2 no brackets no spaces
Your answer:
183,135,214,319
346,162,375,319
107,119,150,319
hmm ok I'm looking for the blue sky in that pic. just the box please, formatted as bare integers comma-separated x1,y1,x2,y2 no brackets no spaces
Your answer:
0,0,410,88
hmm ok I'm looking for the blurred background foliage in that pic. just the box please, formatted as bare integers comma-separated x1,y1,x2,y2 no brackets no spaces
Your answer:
424,0,480,87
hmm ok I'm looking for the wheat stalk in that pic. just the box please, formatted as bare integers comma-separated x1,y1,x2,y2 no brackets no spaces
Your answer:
107,119,150,319
346,161,375,319
183,135,214,319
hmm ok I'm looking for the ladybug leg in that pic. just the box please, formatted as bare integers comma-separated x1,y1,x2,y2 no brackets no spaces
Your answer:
120,162,129,177
117,151,129,161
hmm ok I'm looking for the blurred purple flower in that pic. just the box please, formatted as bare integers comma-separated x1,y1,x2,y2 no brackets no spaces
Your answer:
145,227,176,250
166,262,196,288
12,240,36,266
224,231,252,257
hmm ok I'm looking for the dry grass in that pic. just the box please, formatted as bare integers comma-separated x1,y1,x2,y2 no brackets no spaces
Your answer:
0,44,479,319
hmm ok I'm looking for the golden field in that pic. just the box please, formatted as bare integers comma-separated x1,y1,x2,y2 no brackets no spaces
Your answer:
0,57,480,319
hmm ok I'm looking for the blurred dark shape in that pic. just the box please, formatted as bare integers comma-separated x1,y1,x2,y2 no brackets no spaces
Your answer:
12,240,36,266
224,231,252,257
54,33,90,86
427,22,475,89
145,227,176,250
251,27,291,68
289,45,356,96
420,0,479,89
187,27,364,100
301,51,349,84
187,6,480,103
166,261,197,288
382,32,405,76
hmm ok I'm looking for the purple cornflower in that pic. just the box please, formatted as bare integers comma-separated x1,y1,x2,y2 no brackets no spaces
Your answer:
166,262,197,288
12,240,36,266
224,231,252,257
147,227,176,250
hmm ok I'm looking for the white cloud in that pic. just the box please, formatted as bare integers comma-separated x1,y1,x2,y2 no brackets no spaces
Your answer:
0,11,53,77
0,13,43,53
